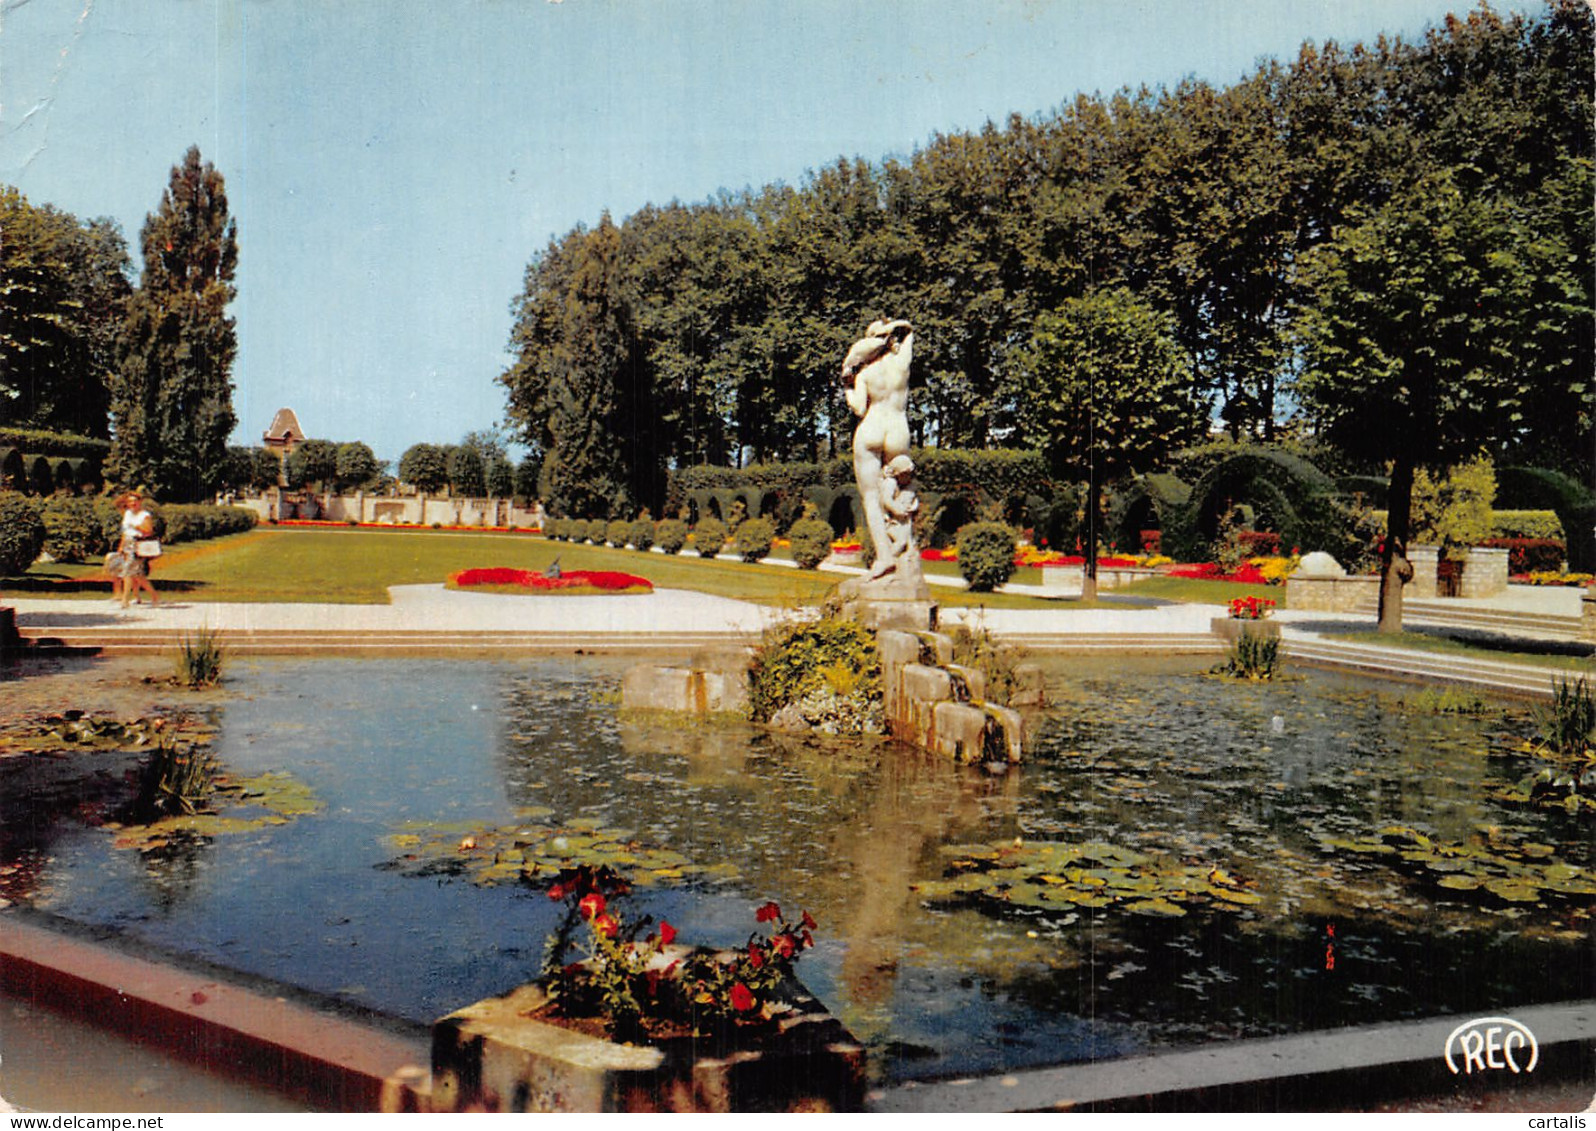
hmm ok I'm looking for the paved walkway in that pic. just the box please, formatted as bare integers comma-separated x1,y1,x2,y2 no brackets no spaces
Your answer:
4,580,1588,694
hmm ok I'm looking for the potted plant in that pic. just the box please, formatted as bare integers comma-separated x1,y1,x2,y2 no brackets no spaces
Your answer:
430,865,864,1112
1211,595,1281,642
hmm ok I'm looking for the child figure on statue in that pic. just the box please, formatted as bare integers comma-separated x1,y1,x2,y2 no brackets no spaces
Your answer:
870,454,919,579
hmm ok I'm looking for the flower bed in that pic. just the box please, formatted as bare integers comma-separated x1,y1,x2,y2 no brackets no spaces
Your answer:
1168,561,1271,585
1515,571,1594,588
447,566,652,595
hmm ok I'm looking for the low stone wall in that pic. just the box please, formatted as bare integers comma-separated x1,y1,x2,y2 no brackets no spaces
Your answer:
1039,565,1157,596
239,490,544,528
1285,574,1380,614
1407,545,1440,600
620,661,750,714
1584,590,1596,644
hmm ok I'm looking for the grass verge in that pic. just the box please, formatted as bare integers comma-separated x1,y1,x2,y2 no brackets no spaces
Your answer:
1327,629,1594,672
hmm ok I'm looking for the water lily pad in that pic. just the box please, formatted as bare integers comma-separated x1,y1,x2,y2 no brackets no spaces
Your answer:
1124,898,1187,917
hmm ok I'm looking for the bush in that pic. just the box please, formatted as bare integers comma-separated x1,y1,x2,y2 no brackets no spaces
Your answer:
733,517,776,563
0,492,45,575
656,519,688,555
748,616,882,732
692,517,727,558
1491,510,1565,540
1482,537,1566,575
543,516,565,541
156,504,257,544
606,519,631,548
42,496,113,563
628,518,655,552
787,516,834,570
956,522,1017,592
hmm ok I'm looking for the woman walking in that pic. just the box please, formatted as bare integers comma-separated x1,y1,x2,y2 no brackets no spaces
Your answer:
114,491,160,608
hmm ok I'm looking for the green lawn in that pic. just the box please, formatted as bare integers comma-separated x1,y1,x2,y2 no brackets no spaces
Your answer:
10,527,1083,609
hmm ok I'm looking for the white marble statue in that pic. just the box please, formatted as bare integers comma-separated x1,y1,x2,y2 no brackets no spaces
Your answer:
841,318,916,580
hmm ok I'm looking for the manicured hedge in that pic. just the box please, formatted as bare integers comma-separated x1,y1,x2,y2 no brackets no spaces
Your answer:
1481,537,1566,575
0,492,45,575
655,519,688,555
733,517,776,563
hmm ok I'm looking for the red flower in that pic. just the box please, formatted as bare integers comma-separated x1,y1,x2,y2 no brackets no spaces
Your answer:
747,942,765,969
730,983,757,1012
771,932,796,959
659,921,678,947
579,893,606,921
755,900,781,923
593,912,619,940
800,910,817,931
547,882,570,901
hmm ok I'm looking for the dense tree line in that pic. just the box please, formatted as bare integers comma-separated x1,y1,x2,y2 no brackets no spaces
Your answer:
502,2,1593,522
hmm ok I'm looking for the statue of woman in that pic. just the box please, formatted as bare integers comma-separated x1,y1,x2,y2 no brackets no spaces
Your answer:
841,319,913,576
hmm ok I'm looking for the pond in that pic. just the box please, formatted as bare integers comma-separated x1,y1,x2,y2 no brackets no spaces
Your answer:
1,655,1590,1086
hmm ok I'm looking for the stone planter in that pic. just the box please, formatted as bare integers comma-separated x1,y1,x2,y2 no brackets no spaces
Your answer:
827,549,862,567
430,976,865,1113
1211,616,1281,643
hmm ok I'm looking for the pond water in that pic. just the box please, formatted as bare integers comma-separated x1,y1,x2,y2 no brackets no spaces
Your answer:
1,655,1590,1085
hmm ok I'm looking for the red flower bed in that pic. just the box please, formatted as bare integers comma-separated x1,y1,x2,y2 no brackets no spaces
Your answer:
1167,561,1270,585
448,567,652,594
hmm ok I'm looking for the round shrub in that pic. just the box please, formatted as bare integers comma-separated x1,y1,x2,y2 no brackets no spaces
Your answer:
956,521,1018,592
42,496,111,563
541,516,562,541
787,516,834,570
0,491,46,576
733,517,775,563
692,517,727,558
606,519,630,548
566,518,588,544
629,518,655,552
655,518,688,555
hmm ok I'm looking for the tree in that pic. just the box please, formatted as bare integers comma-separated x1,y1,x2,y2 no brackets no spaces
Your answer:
107,147,238,501
447,445,485,497
0,188,131,436
249,447,284,490
1014,288,1204,596
514,453,542,501
398,443,448,493
1293,170,1590,631
334,442,381,492
219,446,256,493
285,438,338,490
484,452,515,498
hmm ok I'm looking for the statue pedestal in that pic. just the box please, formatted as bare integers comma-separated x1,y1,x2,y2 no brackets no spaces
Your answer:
838,562,937,632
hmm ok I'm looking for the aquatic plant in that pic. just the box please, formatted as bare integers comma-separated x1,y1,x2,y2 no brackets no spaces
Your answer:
1223,632,1279,680
539,863,817,1039
1536,674,1595,756
1320,825,1596,907
912,839,1262,921
130,736,217,819
946,621,1028,706
174,627,226,688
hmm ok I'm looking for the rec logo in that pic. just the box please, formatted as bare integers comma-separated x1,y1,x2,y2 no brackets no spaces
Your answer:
1444,1016,1539,1075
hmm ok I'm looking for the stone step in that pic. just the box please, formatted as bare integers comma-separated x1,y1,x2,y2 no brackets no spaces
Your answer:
1283,639,1570,698
992,633,1223,653
1350,599,1585,641
13,628,756,656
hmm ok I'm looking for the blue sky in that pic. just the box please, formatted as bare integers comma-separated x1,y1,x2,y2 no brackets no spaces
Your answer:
1,0,1539,466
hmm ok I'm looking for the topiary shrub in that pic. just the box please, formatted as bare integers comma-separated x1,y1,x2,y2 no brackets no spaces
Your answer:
787,511,834,570
0,491,46,576
42,496,112,563
748,616,883,734
1481,537,1566,575
655,518,688,555
956,521,1017,592
733,517,775,563
629,517,655,552
606,519,631,548
692,517,727,558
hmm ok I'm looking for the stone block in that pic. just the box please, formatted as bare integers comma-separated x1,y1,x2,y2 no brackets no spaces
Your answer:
431,980,865,1112
900,663,954,704
930,702,988,763
1584,591,1596,645
840,597,938,632
1010,663,1047,708
621,666,746,714
1211,617,1282,643
983,704,1024,763
1285,574,1379,614
944,663,987,703
915,631,953,666
1459,546,1510,598
1407,545,1440,600
876,630,922,670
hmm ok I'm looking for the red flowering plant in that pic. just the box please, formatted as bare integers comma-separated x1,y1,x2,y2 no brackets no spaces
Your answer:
539,865,817,1041
1228,595,1276,620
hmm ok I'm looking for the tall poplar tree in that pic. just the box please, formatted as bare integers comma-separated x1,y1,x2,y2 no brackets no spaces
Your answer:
108,146,238,501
